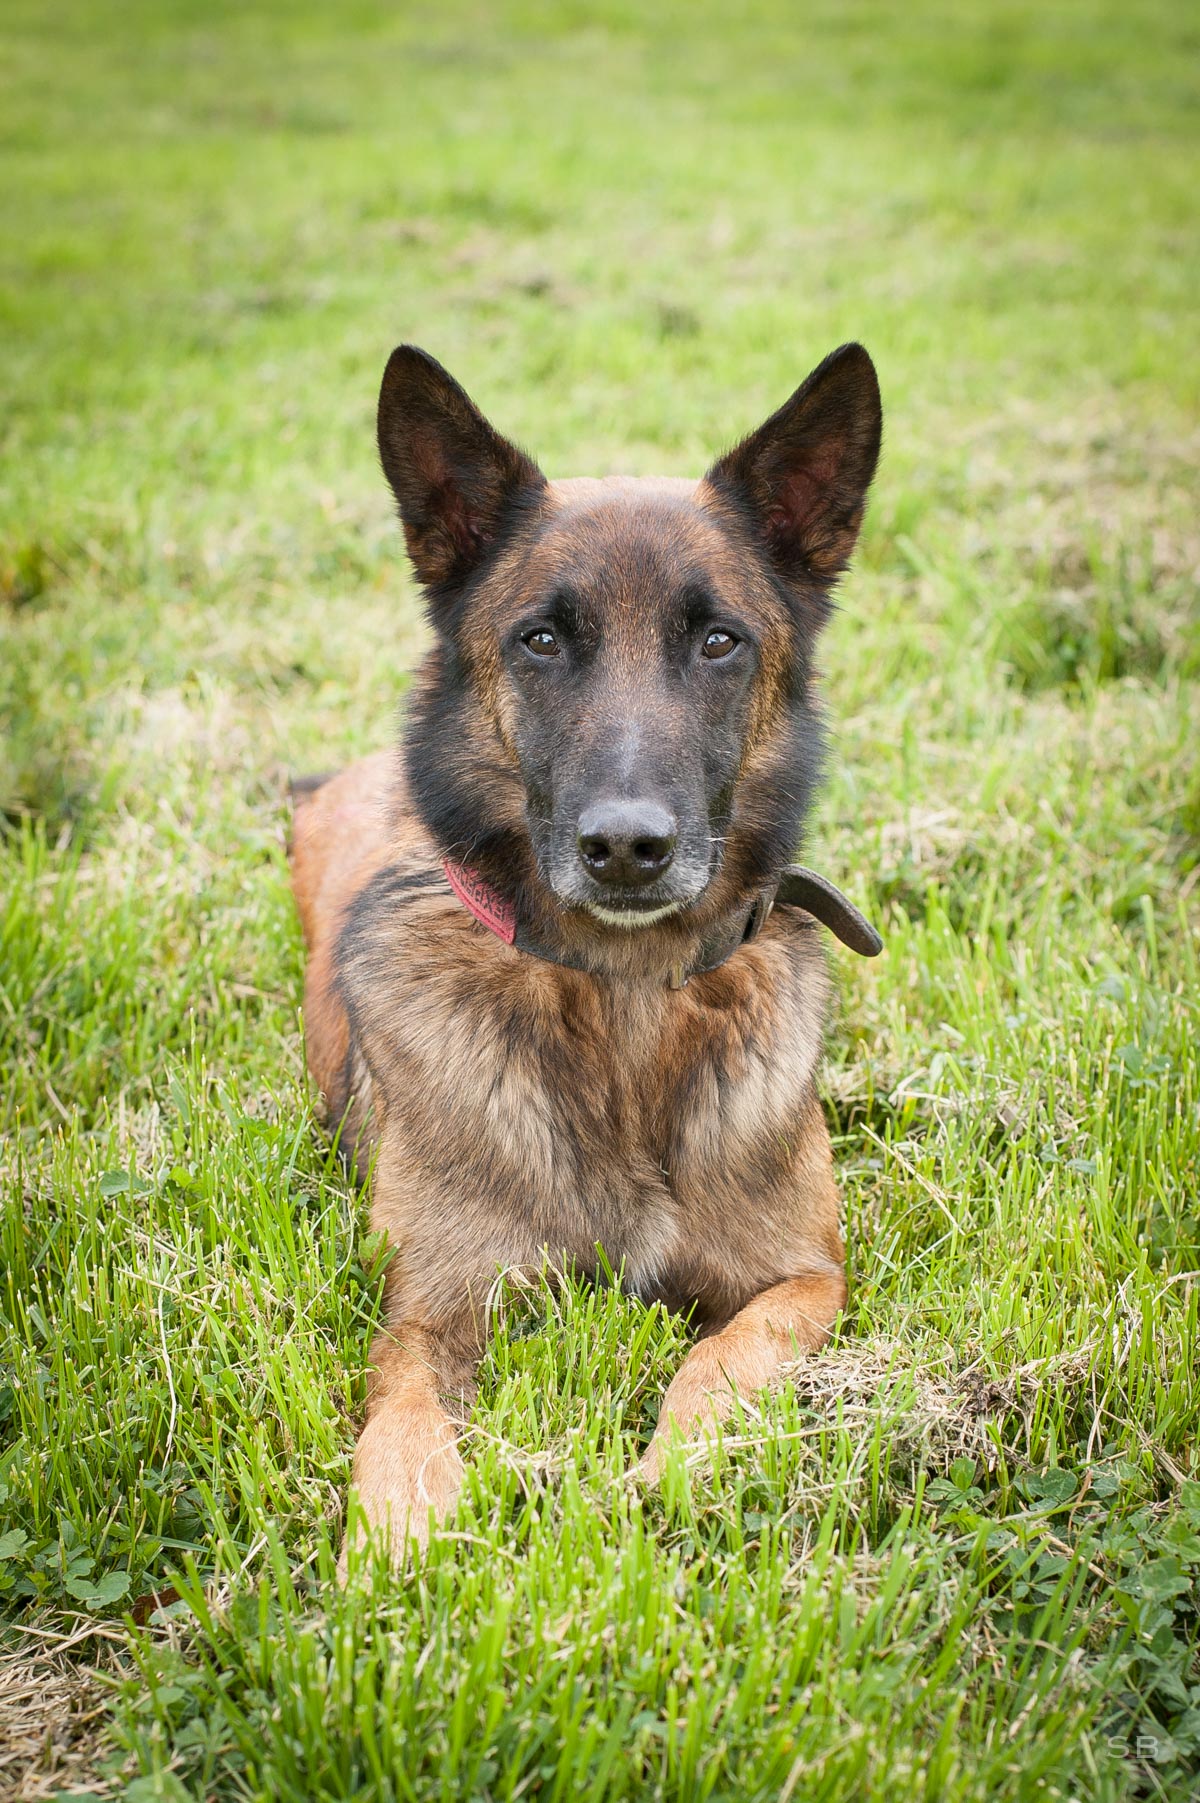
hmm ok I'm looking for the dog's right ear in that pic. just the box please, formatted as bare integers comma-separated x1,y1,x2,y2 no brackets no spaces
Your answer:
377,346,546,592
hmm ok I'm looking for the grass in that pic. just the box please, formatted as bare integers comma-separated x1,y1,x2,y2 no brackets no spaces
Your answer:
1,0,1198,1796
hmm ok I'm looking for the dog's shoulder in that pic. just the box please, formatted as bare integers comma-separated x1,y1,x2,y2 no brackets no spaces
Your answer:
289,750,415,948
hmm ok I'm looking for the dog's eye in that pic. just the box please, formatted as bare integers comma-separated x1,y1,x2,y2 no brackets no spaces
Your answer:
523,629,560,657
702,629,739,660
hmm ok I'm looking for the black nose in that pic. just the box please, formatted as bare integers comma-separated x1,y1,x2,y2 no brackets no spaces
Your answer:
577,800,677,887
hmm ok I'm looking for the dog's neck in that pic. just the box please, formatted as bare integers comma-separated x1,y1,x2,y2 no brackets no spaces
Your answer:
444,856,881,987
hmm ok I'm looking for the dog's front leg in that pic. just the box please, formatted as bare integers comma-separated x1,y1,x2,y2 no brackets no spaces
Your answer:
340,1320,476,1574
637,1270,847,1481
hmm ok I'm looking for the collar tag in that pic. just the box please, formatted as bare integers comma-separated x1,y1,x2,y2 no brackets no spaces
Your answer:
443,859,517,945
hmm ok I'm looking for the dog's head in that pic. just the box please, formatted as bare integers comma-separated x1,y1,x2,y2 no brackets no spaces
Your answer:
379,344,880,951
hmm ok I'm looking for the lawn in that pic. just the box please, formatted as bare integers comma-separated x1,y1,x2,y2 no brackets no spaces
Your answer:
1,0,1198,1796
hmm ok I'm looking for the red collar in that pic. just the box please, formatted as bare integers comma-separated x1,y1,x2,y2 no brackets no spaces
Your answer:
443,858,517,945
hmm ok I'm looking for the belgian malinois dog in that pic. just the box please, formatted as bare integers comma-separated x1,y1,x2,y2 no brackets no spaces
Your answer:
290,341,883,1565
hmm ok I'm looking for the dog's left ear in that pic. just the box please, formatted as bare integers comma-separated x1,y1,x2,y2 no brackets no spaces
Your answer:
377,345,547,592
705,343,881,588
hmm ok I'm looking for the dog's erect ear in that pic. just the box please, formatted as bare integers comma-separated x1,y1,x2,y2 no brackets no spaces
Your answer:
705,343,881,588
377,346,546,591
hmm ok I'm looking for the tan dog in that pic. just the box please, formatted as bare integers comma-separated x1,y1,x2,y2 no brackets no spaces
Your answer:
290,343,882,1562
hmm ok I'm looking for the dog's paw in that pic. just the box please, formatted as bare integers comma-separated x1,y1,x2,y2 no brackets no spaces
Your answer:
336,1500,428,1585
632,1394,729,1487
337,1418,465,1581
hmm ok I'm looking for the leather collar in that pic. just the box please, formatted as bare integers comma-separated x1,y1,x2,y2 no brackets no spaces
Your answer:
444,857,881,988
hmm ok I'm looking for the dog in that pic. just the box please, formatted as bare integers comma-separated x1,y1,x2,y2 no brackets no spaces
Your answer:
289,341,883,1565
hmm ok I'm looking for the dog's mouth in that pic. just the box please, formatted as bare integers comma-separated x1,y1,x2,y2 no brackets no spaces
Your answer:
556,869,710,922
584,895,684,929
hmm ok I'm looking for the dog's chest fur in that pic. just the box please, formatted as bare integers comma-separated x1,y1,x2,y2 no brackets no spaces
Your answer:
339,875,833,1313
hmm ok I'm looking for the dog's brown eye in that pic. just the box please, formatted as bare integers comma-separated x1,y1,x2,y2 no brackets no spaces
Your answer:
702,629,738,660
524,629,559,657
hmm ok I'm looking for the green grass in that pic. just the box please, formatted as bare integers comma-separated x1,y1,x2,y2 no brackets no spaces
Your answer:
2,0,1199,1796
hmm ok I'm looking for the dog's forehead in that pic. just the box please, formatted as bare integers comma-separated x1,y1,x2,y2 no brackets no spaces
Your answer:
515,476,752,602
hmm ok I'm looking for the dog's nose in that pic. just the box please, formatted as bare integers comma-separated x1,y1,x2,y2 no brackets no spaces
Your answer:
577,800,677,886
